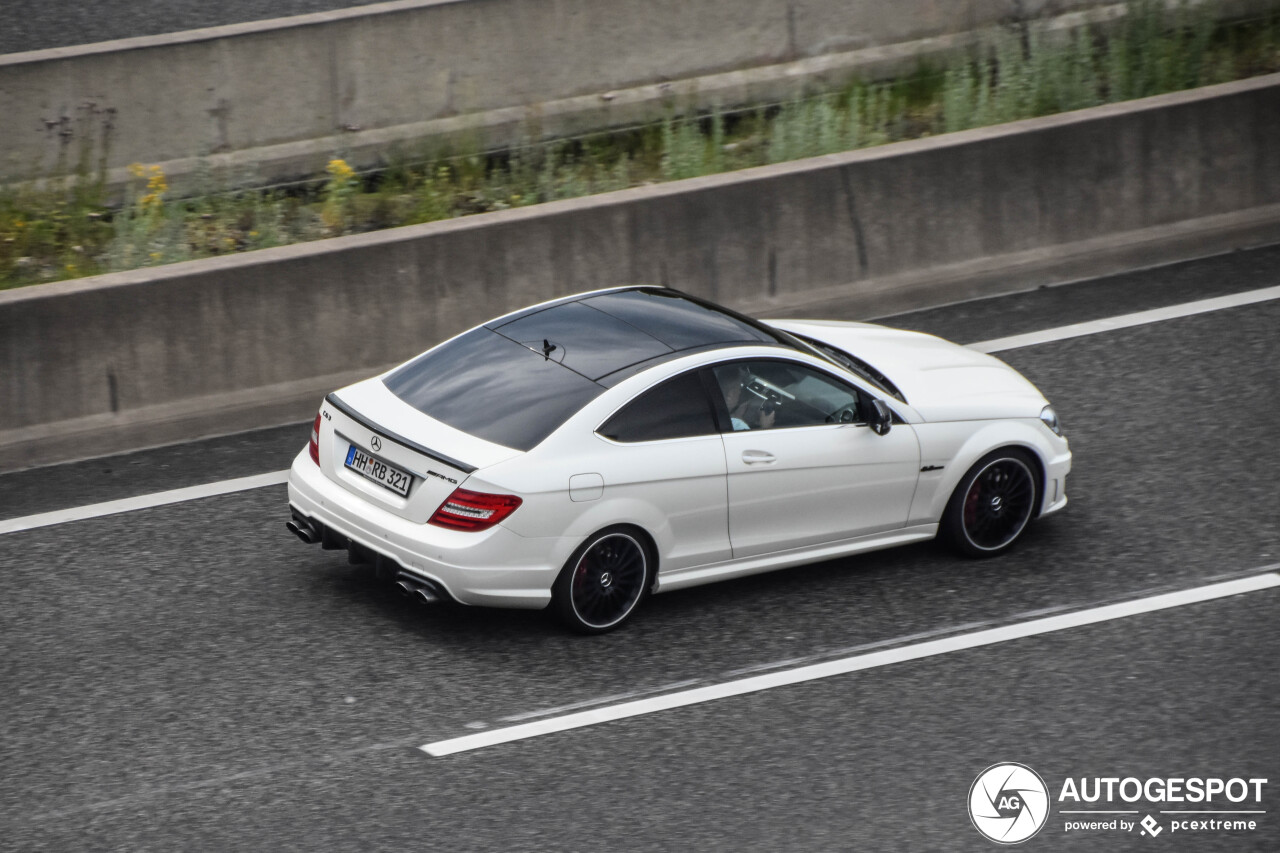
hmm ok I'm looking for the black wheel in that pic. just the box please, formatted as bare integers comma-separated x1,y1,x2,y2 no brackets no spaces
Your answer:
942,449,1039,557
552,528,652,634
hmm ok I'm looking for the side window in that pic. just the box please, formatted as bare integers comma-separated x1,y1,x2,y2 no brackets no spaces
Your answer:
598,371,718,442
711,361,864,431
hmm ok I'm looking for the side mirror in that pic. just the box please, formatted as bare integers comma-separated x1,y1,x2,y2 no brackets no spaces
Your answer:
868,399,893,436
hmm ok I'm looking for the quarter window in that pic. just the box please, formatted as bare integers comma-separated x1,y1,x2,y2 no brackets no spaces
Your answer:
598,371,718,442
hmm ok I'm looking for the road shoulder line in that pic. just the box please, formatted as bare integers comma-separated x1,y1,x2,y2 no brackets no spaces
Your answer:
0,470,289,534
969,284,1280,352
421,571,1280,756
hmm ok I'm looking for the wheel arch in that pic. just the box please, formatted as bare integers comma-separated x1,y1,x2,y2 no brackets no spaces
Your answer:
922,422,1054,523
558,497,671,571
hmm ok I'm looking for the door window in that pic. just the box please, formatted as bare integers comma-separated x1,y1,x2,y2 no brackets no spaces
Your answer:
710,361,864,431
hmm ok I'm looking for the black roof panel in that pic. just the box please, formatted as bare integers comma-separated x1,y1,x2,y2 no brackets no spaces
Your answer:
582,289,781,350
384,288,800,450
491,301,672,381
383,328,605,451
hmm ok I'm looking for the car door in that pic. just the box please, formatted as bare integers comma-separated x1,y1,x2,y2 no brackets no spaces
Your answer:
595,369,731,571
710,359,921,559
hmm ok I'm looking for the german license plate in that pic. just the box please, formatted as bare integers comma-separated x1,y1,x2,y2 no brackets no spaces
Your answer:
345,444,412,497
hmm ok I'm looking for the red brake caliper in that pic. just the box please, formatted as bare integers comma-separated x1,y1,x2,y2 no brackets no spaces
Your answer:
964,480,981,528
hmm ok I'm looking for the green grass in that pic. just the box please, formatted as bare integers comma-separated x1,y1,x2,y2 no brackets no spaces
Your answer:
2,0,1278,289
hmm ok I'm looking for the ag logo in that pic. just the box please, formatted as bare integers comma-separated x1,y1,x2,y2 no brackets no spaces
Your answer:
969,763,1050,844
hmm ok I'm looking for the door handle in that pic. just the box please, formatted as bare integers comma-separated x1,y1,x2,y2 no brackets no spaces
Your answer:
741,450,776,465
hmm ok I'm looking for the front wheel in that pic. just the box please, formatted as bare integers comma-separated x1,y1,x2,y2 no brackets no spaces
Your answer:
941,449,1039,558
551,528,652,634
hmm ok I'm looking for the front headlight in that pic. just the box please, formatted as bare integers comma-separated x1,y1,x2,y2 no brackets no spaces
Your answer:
1039,405,1062,436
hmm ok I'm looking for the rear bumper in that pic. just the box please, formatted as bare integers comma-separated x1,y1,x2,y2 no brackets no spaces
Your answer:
286,450,560,608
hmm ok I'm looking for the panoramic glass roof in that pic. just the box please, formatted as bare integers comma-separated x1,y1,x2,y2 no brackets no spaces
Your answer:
385,287,794,450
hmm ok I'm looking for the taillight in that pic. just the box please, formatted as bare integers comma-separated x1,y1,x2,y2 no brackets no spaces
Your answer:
428,488,522,531
308,412,322,465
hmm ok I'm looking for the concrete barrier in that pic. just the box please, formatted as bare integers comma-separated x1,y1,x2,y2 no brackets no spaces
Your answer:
2,73,1279,471
1,0,1149,189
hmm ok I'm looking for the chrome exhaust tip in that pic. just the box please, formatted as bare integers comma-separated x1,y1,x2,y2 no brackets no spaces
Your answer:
285,519,320,544
395,573,442,605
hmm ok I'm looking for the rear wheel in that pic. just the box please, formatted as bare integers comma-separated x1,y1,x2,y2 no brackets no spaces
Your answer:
942,449,1039,557
552,528,652,634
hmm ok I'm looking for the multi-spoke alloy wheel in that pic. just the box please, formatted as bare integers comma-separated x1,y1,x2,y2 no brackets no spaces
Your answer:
943,450,1039,557
552,529,651,633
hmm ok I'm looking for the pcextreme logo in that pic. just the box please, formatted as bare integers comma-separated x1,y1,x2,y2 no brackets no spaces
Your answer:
969,763,1269,844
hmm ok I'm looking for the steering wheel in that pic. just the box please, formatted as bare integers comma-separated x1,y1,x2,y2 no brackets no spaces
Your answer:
827,405,858,424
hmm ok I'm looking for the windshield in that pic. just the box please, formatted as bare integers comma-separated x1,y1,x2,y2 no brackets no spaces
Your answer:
785,331,907,403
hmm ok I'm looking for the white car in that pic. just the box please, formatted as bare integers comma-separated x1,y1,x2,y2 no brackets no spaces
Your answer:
287,287,1070,633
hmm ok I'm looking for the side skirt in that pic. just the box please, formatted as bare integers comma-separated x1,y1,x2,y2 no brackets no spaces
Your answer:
654,524,939,594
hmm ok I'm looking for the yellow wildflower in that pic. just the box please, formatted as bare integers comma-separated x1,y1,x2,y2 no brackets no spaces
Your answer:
130,164,168,215
326,159,356,185
322,158,358,233
146,166,168,195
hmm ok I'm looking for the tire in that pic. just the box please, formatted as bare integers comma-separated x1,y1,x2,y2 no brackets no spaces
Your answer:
551,527,652,634
941,448,1039,558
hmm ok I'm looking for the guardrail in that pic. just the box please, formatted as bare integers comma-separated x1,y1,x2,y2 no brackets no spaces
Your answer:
2,73,1278,471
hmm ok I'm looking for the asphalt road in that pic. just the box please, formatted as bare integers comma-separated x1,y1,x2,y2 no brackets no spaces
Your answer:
2,246,1278,851
0,0,397,55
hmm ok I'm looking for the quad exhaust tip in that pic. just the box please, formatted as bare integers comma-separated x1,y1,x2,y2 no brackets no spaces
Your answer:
395,575,442,605
285,519,320,545
288,515,442,605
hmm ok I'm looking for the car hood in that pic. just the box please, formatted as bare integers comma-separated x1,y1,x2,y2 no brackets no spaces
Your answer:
767,319,1048,422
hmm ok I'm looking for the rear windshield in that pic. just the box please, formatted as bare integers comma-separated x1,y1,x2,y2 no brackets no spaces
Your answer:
383,328,605,451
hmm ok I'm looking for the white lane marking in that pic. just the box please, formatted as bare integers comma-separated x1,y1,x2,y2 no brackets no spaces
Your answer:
969,284,1280,353
495,678,704,724
421,572,1280,756
6,282,1280,534
0,470,290,534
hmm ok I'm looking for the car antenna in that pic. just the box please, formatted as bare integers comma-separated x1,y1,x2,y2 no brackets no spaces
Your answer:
542,339,557,359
